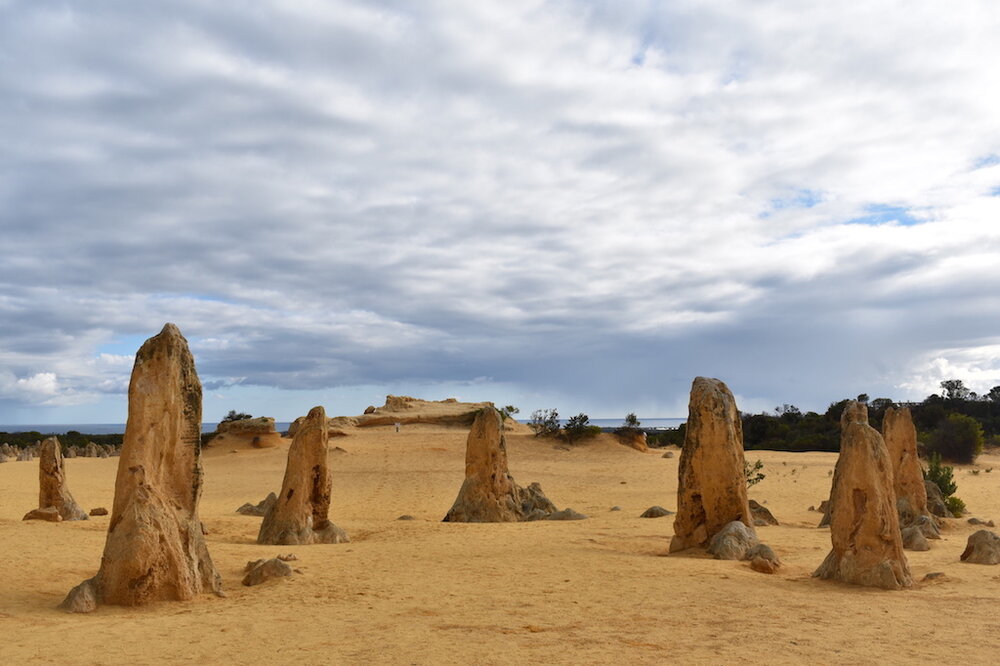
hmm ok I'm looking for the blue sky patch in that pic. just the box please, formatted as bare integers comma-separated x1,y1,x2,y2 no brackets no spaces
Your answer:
97,335,147,357
848,204,921,227
974,154,1000,169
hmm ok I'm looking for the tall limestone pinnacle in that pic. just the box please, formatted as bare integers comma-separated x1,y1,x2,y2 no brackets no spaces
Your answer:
443,406,560,522
882,406,934,528
670,377,754,553
813,400,912,589
60,323,223,612
257,405,349,545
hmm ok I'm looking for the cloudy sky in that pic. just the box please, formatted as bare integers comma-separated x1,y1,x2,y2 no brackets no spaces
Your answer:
2,0,999,425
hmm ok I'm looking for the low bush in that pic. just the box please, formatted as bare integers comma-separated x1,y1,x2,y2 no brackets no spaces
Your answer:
529,408,560,437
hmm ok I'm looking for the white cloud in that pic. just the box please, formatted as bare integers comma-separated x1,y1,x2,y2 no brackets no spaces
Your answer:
1,1,1000,420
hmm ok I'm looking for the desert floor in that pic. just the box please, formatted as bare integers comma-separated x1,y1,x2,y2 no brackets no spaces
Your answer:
2,426,1000,665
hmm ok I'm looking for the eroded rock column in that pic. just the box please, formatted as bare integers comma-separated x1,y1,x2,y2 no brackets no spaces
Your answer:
670,377,754,553
257,406,348,545
813,401,912,589
60,323,223,612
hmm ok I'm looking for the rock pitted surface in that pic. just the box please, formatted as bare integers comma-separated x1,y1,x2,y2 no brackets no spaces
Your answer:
670,377,754,553
813,401,912,590
34,437,87,521
960,530,1000,564
443,407,563,522
257,406,348,545
59,324,223,613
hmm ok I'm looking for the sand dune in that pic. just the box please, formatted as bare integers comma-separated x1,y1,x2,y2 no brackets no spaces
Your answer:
3,426,1000,664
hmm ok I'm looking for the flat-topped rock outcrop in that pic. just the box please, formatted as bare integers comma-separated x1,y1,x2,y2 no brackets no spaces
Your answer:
60,324,223,612
670,377,754,553
209,416,283,449
813,401,912,589
257,406,348,545
289,396,531,437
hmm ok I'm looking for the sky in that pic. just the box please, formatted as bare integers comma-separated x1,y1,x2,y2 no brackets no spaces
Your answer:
2,0,1000,425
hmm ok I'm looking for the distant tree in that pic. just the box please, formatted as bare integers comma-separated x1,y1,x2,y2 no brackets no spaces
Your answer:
927,413,984,463
221,410,252,424
940,379,971,401
776,404,802,424
988,386,1000,403
619,412,641,430
856,393,869,404
529,408,560,437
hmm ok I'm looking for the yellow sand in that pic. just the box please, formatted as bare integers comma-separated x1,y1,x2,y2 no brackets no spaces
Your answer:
2,427,1000,665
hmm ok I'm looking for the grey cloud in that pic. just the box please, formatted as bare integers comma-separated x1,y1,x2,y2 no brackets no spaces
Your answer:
1,1,999,420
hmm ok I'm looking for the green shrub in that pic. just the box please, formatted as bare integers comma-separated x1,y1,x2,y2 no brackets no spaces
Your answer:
529,408,560,437
744,459,765,487
499,405,519,421
945,495,967,517
923,452,957,497
927,413,984,463
221,410,252,424
564,413,600,444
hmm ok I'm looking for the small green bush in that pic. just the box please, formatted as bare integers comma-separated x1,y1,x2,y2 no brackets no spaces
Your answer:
945,495,967,517
499,405,519,421
923,452,957,497
564,413,600,444
221,410,252,424
745,459,765,487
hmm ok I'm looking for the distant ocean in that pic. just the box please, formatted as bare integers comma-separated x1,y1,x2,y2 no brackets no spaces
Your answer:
0,417,682,436
0,423,295,435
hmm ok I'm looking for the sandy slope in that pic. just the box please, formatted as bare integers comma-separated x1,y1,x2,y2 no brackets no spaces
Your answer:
2,427,1000,665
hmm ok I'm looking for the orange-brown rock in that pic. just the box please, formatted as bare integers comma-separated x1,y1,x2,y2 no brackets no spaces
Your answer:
59,323,223,613
813,401,912,590
23,506,62,522
616,430,649,452
257,406,348,545
443,407,560,522
882,407,934,530
670,377,754,553
35,436,87,521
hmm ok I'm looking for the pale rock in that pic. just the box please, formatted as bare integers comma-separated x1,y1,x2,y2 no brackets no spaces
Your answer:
707,521,759,560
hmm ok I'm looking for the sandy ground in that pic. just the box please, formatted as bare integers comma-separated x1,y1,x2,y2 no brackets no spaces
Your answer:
2,426,1000,665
